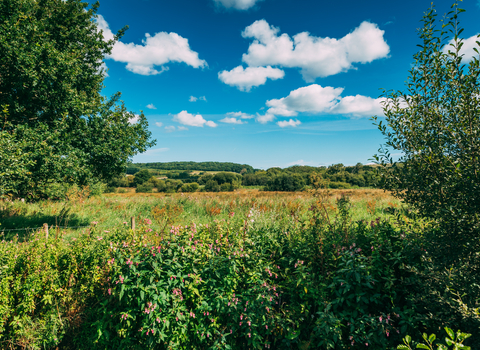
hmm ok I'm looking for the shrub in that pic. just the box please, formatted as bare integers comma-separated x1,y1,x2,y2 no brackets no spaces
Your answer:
136,183,154,193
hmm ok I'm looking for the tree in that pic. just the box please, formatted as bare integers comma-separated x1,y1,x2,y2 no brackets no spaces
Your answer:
133,170,152,187
373,3,480,260
0,0,155,199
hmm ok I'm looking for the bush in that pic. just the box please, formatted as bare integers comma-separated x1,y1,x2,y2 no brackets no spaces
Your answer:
0,226,123,349
180,182,199,193
204,180,220,192
136,183,154,193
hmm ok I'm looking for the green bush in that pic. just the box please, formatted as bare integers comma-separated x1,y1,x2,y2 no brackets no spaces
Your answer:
136,183,154,193
180,182,199,193
0,226,125,349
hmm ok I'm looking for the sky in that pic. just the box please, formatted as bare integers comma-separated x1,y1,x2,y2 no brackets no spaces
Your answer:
89,0,480,169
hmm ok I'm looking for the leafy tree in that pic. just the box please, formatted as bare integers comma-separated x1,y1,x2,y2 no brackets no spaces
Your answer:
133,170,152,187
204,180,220,192
0,0,155,199
373,3,480,260
180,182,199,193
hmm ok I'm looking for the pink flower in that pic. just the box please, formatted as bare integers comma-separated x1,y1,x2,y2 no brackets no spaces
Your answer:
108,288,112,295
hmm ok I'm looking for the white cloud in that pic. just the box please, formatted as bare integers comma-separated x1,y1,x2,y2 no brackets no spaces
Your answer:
226,111,254,119
96,15,115,41
165,126,176,132
241,20,390,81
155,122,163,127
220,117,245,124
128,114,140,124
266,84,384,118
147,104,157,109
189,96,207,102
443,34,480,61
213,0,264,10
173,110,217,127
178,126,188,130
96,15,207,76
218,65,285,91
255,113,275,124
277,119,301,128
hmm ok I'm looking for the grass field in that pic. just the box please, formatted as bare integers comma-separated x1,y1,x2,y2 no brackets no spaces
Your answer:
0,188,403,241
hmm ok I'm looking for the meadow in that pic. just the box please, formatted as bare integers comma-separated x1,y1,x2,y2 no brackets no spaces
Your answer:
0,189,477,349
0,189,401,241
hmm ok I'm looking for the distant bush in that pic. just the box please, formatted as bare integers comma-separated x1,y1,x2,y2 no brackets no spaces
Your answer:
204,179,220,192
136,183,154,193
180,182,199,193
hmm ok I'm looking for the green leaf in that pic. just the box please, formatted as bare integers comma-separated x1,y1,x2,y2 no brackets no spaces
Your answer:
445,327,454,340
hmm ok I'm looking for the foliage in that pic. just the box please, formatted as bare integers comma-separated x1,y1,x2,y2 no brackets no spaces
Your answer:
133,170,153,187
0,0,155,200
0,224,121,349
265,173,305,191
136,183,154,193
180,182,199,193
398,328,471,350
373,3,480,261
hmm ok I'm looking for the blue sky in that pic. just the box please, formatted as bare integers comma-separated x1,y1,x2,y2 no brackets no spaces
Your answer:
90,0,480,169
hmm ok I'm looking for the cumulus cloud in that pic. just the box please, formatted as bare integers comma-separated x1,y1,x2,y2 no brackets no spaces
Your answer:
147,104,157,109
220,117,245,124
241,20,390,81
213,0,264,10
165,126,176,133
266,84,384,118
255,113,275,124
173,110,217,127
178,126,188,130
218,65,285,91
96,15,207,76
442,34,480,61
226,111,254,119
189,96,207,102
277,119,301,128
155,122,163,127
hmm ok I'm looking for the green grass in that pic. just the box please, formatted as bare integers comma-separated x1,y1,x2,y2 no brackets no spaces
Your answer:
0,189,406,241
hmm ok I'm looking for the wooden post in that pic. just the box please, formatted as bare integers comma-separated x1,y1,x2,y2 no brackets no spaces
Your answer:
131,217,135,231
44,223,49,241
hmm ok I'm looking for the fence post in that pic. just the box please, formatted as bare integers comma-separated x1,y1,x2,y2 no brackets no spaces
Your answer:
44,223,49,242
131,217,135,231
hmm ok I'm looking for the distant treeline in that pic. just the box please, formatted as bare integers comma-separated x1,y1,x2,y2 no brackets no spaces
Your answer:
128,161,256,174
245,163,378,191
112,163,378,193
